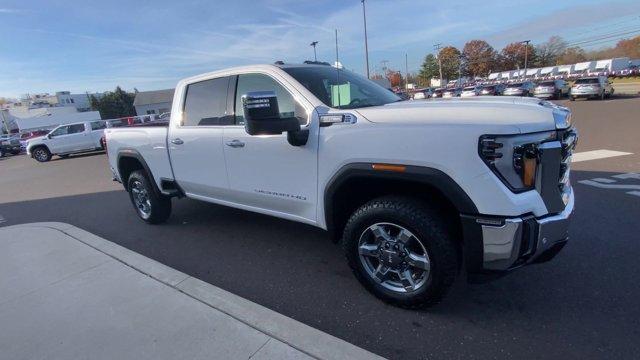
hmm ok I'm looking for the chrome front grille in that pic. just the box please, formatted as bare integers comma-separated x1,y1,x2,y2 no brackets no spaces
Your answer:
559,128,577,203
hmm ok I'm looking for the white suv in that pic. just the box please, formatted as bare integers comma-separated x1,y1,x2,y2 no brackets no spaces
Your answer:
27,120,106,162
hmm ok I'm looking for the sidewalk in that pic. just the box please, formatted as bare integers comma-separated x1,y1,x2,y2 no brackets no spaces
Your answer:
0,222,383,360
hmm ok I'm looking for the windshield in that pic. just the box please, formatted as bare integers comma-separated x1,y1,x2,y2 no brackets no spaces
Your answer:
463,87,475,90
507,83,523,88
539,81,555,86
282,66,401,109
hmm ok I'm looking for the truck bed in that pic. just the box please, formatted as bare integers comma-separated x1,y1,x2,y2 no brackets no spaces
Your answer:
105,125,174,189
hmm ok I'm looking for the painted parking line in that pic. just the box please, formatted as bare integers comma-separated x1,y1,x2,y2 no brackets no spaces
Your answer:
572,149,633,163
578,172,640,199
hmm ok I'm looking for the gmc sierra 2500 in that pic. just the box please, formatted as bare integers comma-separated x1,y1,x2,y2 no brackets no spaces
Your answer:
106,62,576,307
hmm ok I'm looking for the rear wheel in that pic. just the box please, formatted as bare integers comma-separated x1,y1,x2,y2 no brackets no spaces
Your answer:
342,196,459,308
32,147,51,162
127,170,171,224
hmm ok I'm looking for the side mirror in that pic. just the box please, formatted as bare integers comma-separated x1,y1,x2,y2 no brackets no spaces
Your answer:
242,91,300,136
47,133,53,139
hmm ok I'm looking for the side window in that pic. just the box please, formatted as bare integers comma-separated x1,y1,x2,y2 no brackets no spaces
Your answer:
234,73,306,126
68,124,86,134
90,121,106,130
183,76,231,126
51,126,69,136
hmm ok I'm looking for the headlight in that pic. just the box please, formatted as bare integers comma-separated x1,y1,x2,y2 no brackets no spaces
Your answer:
479,131,557,192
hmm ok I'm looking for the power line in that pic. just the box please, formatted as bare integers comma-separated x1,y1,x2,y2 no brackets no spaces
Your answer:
566,28,640,46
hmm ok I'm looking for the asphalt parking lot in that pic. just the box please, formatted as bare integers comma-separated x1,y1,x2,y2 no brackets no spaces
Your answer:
1,97,639,359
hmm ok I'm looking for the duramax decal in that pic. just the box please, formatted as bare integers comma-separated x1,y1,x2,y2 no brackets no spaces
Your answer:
255,189,307,201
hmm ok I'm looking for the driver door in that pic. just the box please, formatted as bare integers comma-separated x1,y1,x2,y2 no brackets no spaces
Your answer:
222,73,318,224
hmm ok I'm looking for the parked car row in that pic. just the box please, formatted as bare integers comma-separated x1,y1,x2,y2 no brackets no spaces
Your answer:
411,76,614,101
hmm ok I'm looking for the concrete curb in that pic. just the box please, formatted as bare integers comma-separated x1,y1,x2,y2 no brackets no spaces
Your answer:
3,222,384,360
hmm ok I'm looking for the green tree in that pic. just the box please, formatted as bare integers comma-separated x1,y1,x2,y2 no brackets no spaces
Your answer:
439,46,462,80
90,86,136,119
418,54,439,85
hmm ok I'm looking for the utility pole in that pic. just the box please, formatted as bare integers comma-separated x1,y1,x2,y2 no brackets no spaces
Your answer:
405,53,409,91
521,40,531,80
434,43,443,86
310,41,318,61
458,54,465,85
361,0,370,78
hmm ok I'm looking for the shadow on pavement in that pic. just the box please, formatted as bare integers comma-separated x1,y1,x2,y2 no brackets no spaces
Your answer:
0,169,638,359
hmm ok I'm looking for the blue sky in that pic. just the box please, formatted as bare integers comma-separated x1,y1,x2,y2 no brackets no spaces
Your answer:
1,0,639,97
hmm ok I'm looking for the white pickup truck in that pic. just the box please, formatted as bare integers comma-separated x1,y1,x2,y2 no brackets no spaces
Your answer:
27,120,107,162
106,63,577,307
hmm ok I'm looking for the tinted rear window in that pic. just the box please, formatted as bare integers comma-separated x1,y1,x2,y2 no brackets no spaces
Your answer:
183,77,231,126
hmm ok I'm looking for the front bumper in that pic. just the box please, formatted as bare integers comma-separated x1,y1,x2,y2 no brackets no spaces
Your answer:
0,144,21,153
463,188,574,272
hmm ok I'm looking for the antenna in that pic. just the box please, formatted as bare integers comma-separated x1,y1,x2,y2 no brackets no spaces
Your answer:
335,29,341,108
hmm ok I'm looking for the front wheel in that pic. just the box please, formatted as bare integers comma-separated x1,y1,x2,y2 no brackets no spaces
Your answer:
32,147,52,162
342,196,459,308
127,170,172,224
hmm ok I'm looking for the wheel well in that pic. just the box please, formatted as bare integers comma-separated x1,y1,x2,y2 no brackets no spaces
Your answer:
30,144,49,153
328,177,463,251
118,156,144,190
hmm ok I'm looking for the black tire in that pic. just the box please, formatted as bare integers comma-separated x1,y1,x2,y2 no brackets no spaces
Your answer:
127,170,171,224
32,146,52,162
0,148,4,157
570,96,575,101
11,149,21,155
600,91,605,100
342,196,459,308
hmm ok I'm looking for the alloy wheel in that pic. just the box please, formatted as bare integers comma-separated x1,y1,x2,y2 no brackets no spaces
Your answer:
34,149,48,162
131,180,152,219
358,222,431,293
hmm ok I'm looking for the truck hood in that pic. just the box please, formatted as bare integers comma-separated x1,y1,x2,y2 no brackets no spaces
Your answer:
354,96,556,134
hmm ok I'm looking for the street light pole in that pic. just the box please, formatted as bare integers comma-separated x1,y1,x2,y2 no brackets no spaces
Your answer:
361,0,370,78
521,40,531,80
434,43,443,86
310,41,318,61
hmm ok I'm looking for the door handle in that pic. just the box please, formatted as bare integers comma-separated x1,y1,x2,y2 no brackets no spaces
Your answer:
171,138,184,145
225,140,245,148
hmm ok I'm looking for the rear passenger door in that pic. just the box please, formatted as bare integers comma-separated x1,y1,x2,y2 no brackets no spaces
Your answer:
169,76,234,199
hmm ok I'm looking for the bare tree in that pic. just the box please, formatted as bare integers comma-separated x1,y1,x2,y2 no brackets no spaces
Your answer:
536,36,567,67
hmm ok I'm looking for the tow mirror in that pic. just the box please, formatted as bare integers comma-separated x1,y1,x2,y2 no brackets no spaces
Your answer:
242,91,300,136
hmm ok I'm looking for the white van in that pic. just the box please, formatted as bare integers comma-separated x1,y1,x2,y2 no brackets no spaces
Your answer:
26,120,106,162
